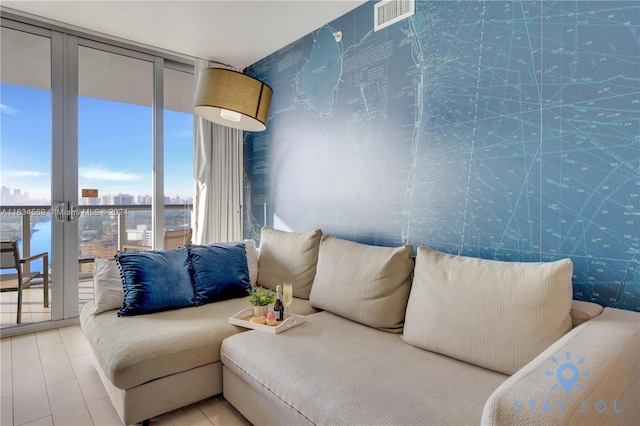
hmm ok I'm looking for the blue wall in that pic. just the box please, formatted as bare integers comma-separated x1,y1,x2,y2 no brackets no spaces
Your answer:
244,1,639,312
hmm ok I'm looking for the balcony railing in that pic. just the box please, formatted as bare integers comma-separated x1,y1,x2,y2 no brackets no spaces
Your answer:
0,204,193,274
1,204,194,328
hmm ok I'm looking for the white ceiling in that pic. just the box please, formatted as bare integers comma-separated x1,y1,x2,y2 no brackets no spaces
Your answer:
2,0,368,69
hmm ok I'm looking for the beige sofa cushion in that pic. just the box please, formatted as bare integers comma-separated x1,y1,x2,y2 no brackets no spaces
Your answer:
257,227,322,299
222,311,508,426
403,247,573,375
80,296,317,390
309,236,414,332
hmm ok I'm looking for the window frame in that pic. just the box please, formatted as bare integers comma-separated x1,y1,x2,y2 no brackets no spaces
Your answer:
1,9,195,333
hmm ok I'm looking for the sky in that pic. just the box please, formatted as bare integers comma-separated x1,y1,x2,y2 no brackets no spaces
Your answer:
1,83,193,204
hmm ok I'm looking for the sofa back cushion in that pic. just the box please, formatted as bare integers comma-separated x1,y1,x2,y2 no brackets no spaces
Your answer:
116,247,194,316
309,236,414,333
402,247,573,375
257,227,322,299
188,243,251,306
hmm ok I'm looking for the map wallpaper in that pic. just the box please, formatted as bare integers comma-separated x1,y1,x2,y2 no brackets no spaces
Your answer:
243,1,639,312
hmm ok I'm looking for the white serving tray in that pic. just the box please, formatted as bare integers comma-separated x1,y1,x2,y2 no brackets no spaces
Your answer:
228,308,305,334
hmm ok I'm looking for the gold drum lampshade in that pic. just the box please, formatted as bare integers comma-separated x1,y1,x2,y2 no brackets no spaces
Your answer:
193,68,273,132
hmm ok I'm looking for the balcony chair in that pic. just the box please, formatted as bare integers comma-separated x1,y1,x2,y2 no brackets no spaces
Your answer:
0,240,49,324
122,229,193,252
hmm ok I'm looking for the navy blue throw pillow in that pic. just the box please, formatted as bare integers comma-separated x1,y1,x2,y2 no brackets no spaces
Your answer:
188,243,251,306
116,247,194,316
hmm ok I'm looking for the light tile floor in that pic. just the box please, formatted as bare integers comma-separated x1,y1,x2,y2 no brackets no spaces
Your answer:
1,276,94,329
1,325,252,426
0,286,55,329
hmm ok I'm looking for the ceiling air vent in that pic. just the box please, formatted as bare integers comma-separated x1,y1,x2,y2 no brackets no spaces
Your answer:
374,0,415,32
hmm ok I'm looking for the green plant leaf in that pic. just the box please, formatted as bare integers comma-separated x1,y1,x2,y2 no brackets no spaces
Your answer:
247,286,275,306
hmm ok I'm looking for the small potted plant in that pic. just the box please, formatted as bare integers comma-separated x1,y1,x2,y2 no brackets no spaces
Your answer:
248,287,275,317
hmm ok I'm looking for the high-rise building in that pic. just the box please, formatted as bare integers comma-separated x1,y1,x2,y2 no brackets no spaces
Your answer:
1,186,10,203
126,224,152,246
79,242,118,274
1,186,31,204
138,195,152,205
114,193,134,205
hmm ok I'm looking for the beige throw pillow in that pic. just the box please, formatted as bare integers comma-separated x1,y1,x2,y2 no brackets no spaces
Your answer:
257,227,322,299
309,236,414,332
91,258,124,315
402,247,573,375
242,239,259,287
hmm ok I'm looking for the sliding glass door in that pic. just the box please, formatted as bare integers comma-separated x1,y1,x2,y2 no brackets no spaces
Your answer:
77,45,154,304
0,16,195,331
1,21,82,327
0,25,54,328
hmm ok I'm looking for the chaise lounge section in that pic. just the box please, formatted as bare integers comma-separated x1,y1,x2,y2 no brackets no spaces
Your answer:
80,296,317,425
80,228,323,425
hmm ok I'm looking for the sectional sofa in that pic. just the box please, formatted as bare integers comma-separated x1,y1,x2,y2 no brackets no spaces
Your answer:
80,227,640,425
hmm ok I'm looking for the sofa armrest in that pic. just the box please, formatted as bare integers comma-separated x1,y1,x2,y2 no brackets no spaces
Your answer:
570,300,604,327
482,307,640,425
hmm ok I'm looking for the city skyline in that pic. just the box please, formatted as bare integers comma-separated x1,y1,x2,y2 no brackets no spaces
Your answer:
1,185,193,206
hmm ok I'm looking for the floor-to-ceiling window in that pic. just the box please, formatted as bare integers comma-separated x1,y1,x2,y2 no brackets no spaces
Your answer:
163,66,195,240
0,14,195,332
77,45,154,306
0,25,53,328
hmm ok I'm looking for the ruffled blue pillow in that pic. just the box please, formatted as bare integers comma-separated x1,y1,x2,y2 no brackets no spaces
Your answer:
188,243,251,306
116,247,194,316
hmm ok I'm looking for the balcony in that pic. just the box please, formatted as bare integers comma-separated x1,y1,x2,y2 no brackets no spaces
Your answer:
0,204,192,329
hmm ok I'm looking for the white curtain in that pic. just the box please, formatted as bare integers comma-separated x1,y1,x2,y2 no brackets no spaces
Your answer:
193,59,244,244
